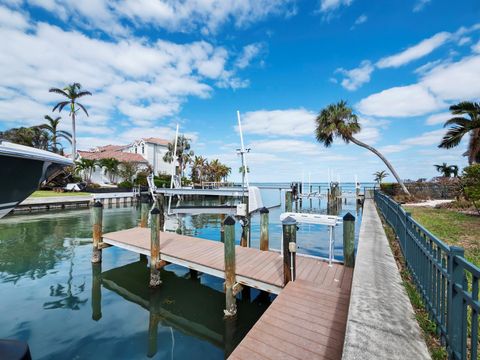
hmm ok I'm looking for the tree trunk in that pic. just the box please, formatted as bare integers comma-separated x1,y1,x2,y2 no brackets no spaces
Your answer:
71,103,77,164
350,136,411,195
468,129,480,165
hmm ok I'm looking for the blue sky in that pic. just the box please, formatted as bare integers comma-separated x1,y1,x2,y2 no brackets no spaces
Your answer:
0,0,479,182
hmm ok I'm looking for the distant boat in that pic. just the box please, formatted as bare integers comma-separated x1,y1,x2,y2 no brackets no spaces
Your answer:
0,141,73,218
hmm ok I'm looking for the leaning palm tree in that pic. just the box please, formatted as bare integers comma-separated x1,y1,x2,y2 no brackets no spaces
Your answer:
49,83,92,160
373,170,389,185
438,101,480,165
40,115,72,154
315,101,410,195
434,163,452,178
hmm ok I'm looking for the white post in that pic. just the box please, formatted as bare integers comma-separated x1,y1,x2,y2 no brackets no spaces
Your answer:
328,225,334,266
167,124,179,215
237,111,249,187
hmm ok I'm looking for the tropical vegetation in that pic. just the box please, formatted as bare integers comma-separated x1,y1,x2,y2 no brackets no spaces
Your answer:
461,164,480,213
373,170,389,184
40,115,72,154
434,163,458,178
49,83,92,160
189,156,231,183
99,158,120,183
74,158,96,182
438,101,480,165
163,135,194,178
315,100,410,195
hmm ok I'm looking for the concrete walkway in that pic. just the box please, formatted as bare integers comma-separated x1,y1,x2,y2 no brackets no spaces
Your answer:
342,198,430,359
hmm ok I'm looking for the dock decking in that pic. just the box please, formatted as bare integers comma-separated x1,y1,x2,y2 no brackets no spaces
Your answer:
101,227,353,359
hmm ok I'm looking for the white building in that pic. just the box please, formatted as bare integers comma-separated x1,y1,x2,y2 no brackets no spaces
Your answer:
77,137,175,185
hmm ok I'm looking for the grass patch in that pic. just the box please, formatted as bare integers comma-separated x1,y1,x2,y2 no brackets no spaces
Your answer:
382,219,448,360
404,206,480,266
29,190,90,198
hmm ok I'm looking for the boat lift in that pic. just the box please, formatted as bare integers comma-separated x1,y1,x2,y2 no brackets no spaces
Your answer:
280,212,342,266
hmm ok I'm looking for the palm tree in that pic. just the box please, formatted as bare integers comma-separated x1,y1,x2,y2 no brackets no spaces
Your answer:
450,165,459,177
438,101,480,165
74,158,96,182
49,83,92,160
434,163,452,177
219,164,231,182
191,155,207,183
163,135,194,178
315,101,410,195
209,159,223,182
99,158,120,183
40,115,72,154
373,170,389,185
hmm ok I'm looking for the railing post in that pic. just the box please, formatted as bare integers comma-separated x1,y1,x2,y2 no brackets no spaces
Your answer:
447,246,465,359
259,207,269,251
343,212,355,267
149,208,162,287
404,212,411,263
224,216,237,317
282,216,297,285
140,195,149,228
91,201,103,263
285,190,293,212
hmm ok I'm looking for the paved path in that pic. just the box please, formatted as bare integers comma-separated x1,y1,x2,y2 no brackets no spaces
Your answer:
342,198,430,359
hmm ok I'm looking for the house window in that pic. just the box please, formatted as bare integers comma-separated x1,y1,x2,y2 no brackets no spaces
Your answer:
135,146,137,153
142,145,144,154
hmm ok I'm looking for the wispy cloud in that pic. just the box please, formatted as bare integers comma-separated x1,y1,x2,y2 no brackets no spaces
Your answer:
335,60,374,91
413,0,432,12
235,43,264,69
351,14,367,29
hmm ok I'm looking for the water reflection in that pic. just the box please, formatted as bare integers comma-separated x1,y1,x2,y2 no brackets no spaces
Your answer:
96,260,270,358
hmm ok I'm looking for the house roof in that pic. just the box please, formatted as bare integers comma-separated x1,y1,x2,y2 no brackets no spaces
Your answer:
77,150,148,163
94,144,127,152
142,137,170,146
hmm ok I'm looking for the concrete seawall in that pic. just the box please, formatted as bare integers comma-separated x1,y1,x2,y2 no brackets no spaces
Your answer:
342,198,430,359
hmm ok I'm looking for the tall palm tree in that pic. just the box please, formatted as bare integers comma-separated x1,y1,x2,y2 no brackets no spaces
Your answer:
163,135,194,178
438,101,480,165
40,115,72,154
49,83,92,160
449,165,459,177
434,163,452,177
315,101,410,195
191,155,207,183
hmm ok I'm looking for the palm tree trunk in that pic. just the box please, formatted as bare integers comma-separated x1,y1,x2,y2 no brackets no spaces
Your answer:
350,136,411,195
468,129,480,165
71,105,77,162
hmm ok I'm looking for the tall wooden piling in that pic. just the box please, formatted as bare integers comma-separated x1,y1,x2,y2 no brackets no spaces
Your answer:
91,201,103,263
285,190,293,212
282,216,297,285
91,263,102,321
220,214,225,243
149,208,162,287
343,212,355,267
158,194,165,230
259,207,269,251
140,195,149,228
223,216,237,317
240,202,250,247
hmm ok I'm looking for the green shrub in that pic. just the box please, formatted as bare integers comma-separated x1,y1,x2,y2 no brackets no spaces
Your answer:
135,171,149,186
154,178,168,188
380,182,395,195
462,164,480,211
118,180,133,189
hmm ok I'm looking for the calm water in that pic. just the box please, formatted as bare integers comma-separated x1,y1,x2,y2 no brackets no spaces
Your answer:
0,184,364,359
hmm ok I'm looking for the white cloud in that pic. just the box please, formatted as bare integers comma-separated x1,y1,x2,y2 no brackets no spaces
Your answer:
27,0,296,35
377,144,409,154
425,112,451,125
0,5,30,30
336,60,374,91
351,14,367,29
376,32,451,68
401,129,445,146
357,84,444,117
413,0,431,12
241,108,316,137
248,139,321,155
472,41,480,53
236,43,263,69
0,8,255,136
458,37,471,46
318,0,353,13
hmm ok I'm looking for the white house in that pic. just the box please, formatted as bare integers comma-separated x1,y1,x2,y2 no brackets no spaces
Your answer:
77,137,175,185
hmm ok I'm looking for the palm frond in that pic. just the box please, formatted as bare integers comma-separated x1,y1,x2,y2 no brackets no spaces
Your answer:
438,126,467,149
76,91,92,98
76,102,89,116
52,101,70,112
49,88,69,97
443,117,470,128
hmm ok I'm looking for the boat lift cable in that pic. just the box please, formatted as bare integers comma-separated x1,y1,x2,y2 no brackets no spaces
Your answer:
167,124,179,216
236,111,250,200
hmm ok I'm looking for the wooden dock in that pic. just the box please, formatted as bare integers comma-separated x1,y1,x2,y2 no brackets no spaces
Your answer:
101,227,353,359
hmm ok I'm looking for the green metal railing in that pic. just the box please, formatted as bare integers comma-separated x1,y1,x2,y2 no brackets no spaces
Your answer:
374,190,479,360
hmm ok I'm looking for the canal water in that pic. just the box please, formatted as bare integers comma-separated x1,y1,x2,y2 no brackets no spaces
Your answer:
0,184,365,359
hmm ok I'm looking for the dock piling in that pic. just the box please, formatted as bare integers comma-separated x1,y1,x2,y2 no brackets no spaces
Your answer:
91,263,102,321
91,201,103,263
140,195,149,228
343,212,355,267
223,215,237,317
259,207,269,251
285,190,293,212
149,208,162,287
282,216,297,285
